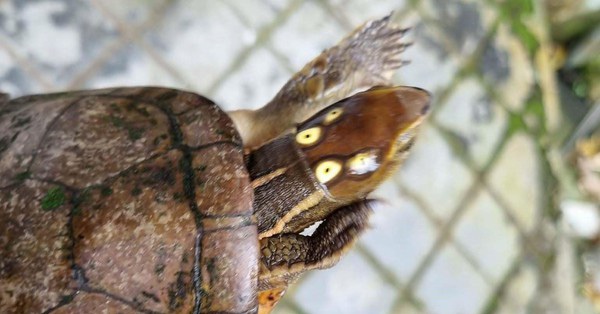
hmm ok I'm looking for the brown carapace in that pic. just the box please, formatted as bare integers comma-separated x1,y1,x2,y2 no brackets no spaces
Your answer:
0,88,257,314
0,14,429,314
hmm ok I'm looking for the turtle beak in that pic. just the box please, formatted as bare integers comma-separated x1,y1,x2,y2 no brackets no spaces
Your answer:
364,85,431,129
356,85,431,167
395,86,431,116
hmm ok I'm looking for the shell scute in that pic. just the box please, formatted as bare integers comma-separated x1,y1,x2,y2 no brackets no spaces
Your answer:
179,104,241,148
30,95,172,189
0,87,256,312
0,180,72,313
0,96,77,188
107,87,214,114
51,293,135,313
191,144,252,217
199,226,258,312
72,150,197,313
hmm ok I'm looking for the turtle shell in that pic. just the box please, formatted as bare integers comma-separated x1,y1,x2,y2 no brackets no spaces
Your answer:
0,87,258,313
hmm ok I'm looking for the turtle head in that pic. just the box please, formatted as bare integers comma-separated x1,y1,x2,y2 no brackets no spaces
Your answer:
248,86,430,238
295,86,431,201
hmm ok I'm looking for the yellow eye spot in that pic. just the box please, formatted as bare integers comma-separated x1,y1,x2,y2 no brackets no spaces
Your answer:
323,108,343,125
347,151,379,175
296,127,322,146
314,160,342,184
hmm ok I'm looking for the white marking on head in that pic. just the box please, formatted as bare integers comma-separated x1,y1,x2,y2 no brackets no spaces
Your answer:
347,151,379,175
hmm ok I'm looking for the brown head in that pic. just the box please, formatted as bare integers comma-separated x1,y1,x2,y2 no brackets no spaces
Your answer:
248,86,431,238
295,86,430,202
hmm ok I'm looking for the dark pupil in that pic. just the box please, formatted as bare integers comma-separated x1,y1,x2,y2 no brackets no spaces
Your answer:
325,168,330,173
305,134,310,138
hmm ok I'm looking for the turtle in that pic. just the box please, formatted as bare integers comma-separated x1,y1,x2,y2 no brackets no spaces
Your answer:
0,15,431,314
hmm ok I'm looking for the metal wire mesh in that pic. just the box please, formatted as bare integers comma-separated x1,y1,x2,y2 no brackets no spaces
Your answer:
0,0,592,313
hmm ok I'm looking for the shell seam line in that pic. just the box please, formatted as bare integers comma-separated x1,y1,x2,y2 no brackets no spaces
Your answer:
79,287,161,314
149,100,204,314
24,96,87,179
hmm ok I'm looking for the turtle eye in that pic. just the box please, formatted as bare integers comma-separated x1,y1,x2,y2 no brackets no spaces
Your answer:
314,160,342,184
346,150,380,175
296,127,322,146
323,107,343,125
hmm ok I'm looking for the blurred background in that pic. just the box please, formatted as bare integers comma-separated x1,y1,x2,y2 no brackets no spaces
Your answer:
0,0,598,313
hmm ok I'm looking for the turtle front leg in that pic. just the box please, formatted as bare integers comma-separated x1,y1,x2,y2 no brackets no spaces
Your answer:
266,14,411,113
231,14,411,149
257,200,374,311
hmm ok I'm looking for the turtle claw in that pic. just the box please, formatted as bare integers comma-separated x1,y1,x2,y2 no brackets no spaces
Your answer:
382,42,413,53
386,58,412,69
284,13,413,102
374,26,410,38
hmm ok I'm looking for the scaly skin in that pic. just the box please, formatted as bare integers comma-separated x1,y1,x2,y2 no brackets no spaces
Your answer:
252,86,431,312
230,14,411,149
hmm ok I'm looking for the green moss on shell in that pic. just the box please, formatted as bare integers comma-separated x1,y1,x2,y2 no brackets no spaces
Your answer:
41,187,66,211
155,263,166,276
59,294,75,304
194,164,207,172
127,127,145,141
100,186,113,196
11,116,31,128
107,115,125,128
109,103,121,113
14,171,31,181
0,136,10,154
131,186,142,196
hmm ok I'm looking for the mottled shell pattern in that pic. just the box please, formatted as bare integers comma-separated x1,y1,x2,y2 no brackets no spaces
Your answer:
0,87,257,313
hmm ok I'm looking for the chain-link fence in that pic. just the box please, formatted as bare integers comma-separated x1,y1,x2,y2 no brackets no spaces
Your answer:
0,0,597,313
